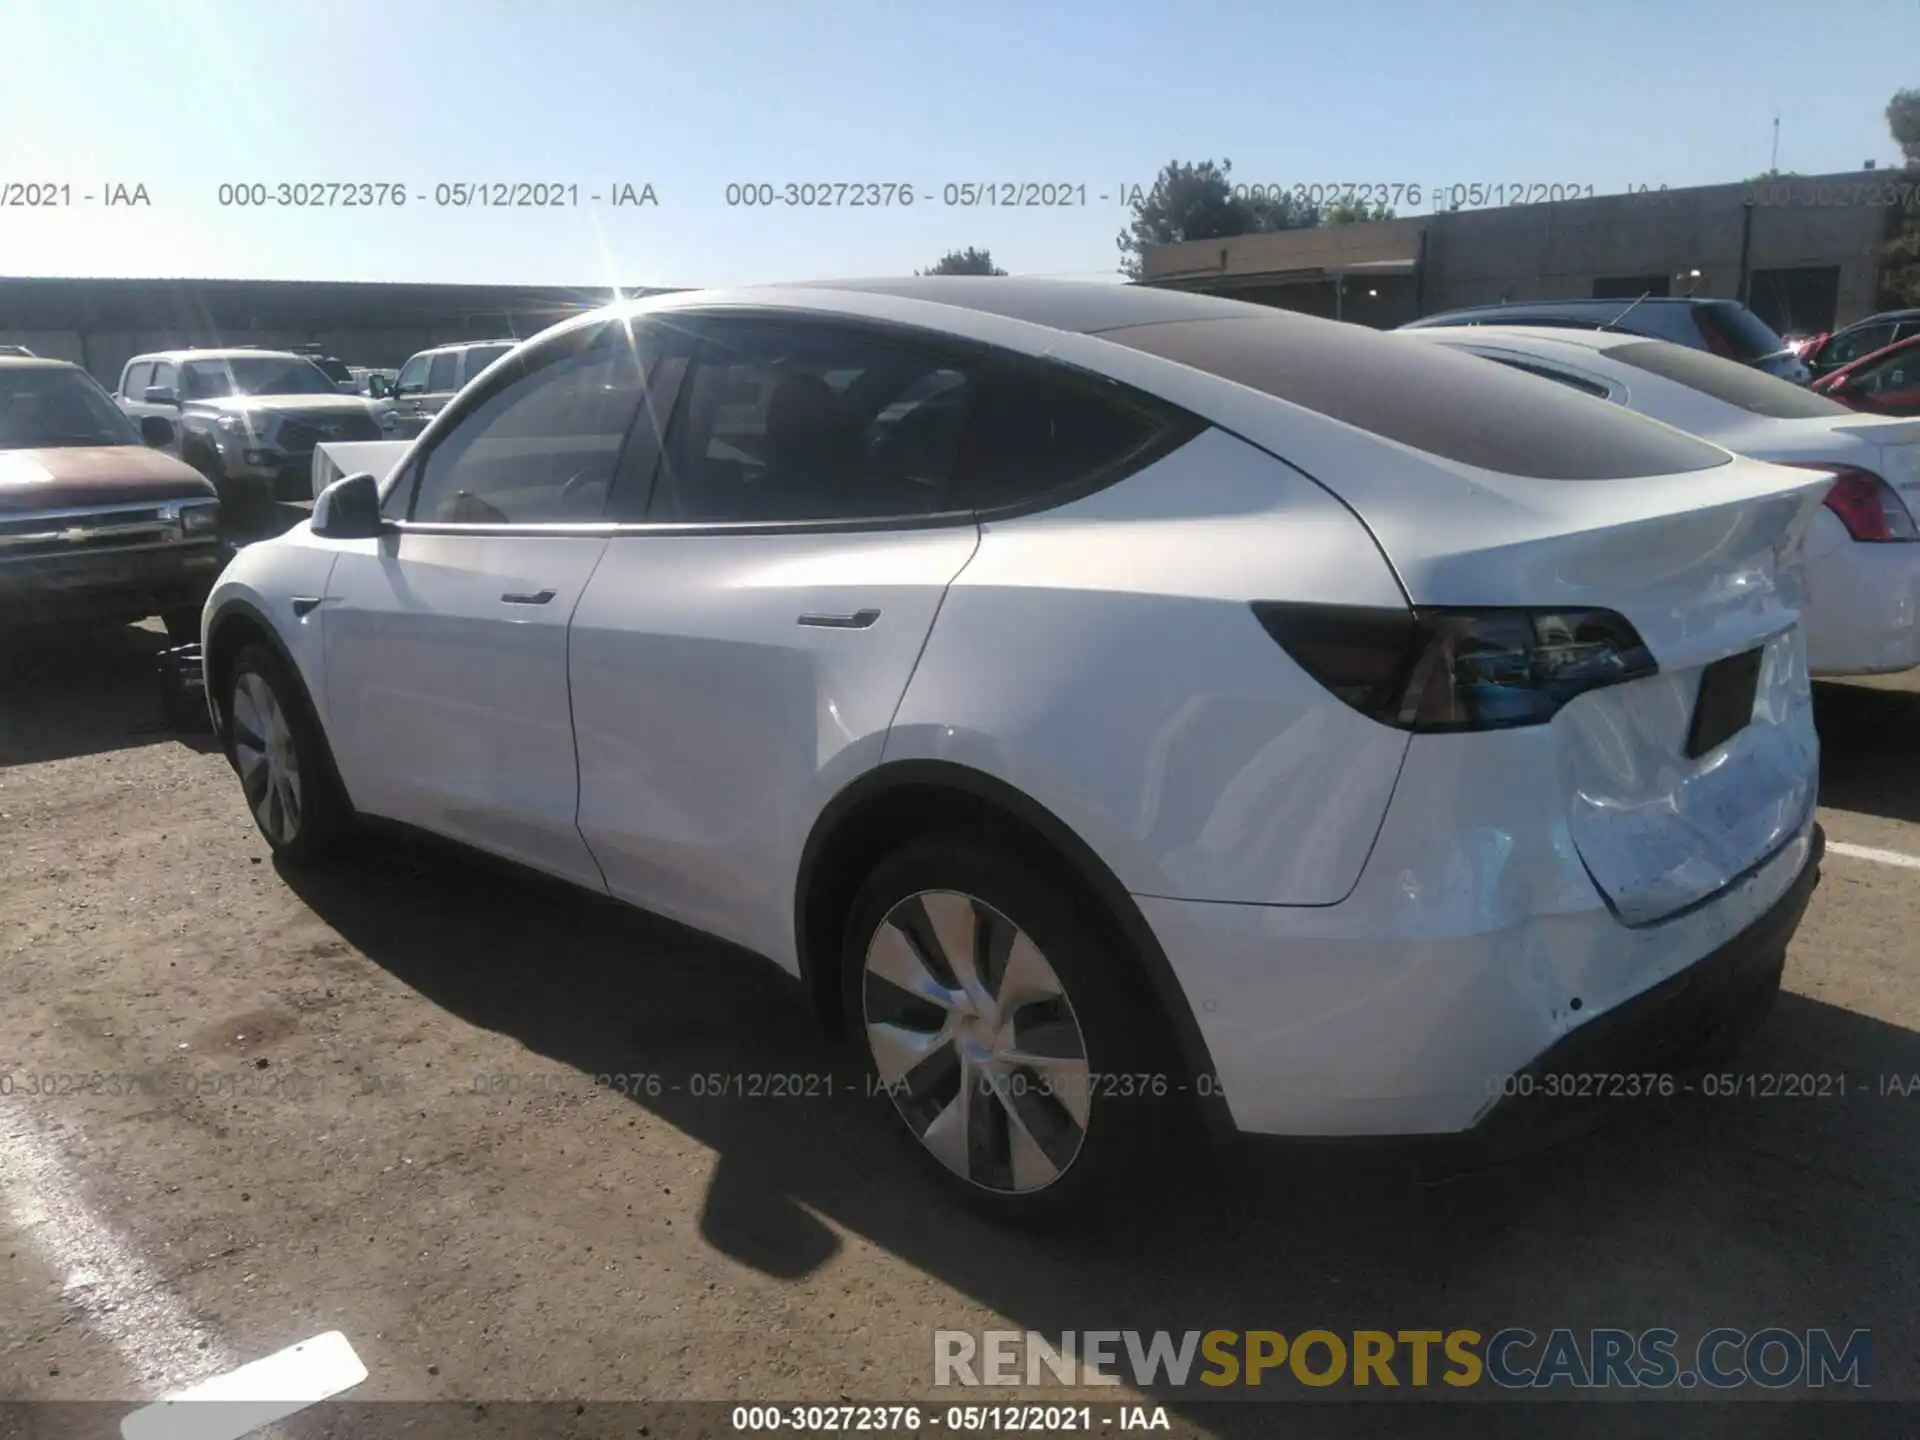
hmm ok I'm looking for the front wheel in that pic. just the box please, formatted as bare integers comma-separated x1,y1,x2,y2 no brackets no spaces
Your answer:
841,834,1179,1221
225,643,347,863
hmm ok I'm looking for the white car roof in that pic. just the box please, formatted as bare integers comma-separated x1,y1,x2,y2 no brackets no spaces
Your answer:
129,348,311,364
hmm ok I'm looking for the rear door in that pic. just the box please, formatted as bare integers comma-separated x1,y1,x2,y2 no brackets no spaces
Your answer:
419,350,462,418
321,321,658,887
569,314,981,965
388,352,434,434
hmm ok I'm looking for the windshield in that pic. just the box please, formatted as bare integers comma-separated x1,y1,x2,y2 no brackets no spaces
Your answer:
180,356,339,399
0,366,143,449
307,356,352,384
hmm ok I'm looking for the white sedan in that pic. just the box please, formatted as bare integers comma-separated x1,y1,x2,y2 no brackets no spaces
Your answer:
201,280,1829,1218
1401,325,1920,676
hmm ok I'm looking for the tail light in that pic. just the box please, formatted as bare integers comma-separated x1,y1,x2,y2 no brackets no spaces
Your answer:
1781,463,1920,542
1252,603,1658,732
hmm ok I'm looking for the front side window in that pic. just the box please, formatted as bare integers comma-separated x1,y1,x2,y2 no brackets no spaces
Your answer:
121,361,151,398
0,367,143,450
652,321,979,523
395,354,431,395
1827,324,1895,367
426,352,460,392
407,327,650,525
180,356,337,399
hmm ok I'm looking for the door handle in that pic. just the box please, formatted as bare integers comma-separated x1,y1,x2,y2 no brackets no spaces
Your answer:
797,609,880,630
501,589,557,606
291,596,326,618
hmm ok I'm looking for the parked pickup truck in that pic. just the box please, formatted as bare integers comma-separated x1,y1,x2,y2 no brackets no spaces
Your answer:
116,349,388,522
1,356,222,640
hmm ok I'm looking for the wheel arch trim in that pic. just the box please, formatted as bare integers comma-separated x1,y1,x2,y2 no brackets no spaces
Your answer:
794,757,1235,1137
204,594,355,814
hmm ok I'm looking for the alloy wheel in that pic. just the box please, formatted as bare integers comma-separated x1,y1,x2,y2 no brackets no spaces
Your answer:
862,890,1092,1193
231,670,302,847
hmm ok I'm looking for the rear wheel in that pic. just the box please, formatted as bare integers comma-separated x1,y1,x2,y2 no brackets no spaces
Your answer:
841,834,1178,1221
225,643,347,863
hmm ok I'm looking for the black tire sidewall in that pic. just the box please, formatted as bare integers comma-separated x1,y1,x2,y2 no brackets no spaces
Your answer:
227,642,342,863
840,833,1177,1221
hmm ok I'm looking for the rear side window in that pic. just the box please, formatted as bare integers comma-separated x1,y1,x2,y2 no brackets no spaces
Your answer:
1104,317,1731,479
1691,304,1787,363
1608,340,1851,419
953,363,1171,510
463,344,513,380
426,352,459,392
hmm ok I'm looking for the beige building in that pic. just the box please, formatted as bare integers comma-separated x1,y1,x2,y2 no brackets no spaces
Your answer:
1140,168,1907,334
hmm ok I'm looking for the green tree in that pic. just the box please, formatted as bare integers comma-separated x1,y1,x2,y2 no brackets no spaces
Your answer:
1115,159,1395,278
1888,88,1920,166
920,246,1006,276
1322,198,1397,226
1881,88,1920,306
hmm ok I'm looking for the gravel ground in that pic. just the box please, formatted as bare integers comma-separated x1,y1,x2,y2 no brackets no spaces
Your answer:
1,622,1916,1439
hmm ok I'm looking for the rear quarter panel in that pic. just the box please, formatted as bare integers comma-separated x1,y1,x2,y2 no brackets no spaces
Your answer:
886,427,1413,906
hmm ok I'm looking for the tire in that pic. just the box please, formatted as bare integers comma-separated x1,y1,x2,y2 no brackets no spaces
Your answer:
224,642,348,864
161,608,202,643
841,832,1180,1222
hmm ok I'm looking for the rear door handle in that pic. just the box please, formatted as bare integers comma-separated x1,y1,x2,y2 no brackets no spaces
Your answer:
797,609,880,630
501,589,557,606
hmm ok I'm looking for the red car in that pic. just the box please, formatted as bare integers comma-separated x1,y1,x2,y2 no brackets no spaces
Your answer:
1811,331,1920,415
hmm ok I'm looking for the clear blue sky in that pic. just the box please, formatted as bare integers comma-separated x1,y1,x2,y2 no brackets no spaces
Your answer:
3,0,1916,287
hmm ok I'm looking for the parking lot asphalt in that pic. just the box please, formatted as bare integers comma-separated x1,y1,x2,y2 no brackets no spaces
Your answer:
1,624,1916,1437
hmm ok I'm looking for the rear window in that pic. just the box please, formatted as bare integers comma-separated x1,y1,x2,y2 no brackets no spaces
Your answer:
1102,317,1731,480
1691,303,1787,363
1607,340,1852,420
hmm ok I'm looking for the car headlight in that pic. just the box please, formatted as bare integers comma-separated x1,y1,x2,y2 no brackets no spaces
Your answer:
215,413,251,435
179,502,220,535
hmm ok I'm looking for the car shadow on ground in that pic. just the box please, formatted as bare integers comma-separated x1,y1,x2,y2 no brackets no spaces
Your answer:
0,623,218,768
282,837,1920,1436
1813,678,1920,826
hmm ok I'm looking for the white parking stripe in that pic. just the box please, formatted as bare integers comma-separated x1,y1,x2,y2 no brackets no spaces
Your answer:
1827,840,1920,871
0,1106,235,1388
120,1331,368,1440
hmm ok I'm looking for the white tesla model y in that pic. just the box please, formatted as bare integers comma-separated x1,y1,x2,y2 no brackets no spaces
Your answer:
202,280,1830,1217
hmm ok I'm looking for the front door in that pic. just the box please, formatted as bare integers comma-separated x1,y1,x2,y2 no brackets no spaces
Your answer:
321,321,656,887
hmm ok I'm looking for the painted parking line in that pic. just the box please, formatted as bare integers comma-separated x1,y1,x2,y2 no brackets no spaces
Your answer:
1826,840,1920,871
120,1331,368,1440
0,1106,233,1388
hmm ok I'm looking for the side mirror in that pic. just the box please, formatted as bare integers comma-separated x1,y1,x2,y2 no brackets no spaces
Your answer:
143,385,180,408
368,376,391,399
140,415,175,449
311,472,386,540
